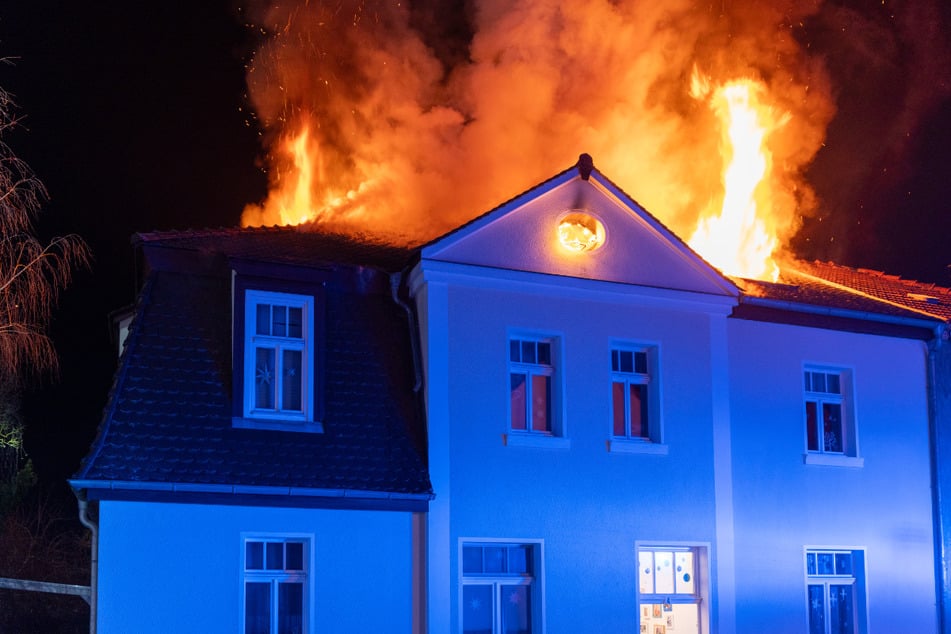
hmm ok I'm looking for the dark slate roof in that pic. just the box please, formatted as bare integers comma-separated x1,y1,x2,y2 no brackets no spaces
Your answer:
73,229,431,509
135,223,418,272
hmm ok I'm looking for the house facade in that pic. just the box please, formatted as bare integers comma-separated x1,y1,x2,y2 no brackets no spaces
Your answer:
72,157,949,632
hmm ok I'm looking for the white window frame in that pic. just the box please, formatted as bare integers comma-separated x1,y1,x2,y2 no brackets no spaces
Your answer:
241,534,313,634
636,544,708,634
608,342,666,455
803,366,861,467
459,539,545,634
804,547,867,634
241,290,316,428
505,334,568,449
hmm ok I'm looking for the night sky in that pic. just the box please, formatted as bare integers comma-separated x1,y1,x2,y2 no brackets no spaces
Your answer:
0,1,949,485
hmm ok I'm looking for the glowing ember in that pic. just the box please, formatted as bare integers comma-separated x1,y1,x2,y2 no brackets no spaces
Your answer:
688,74,789,281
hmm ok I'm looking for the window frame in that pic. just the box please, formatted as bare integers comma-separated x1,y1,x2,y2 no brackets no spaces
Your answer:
608,342,664,453
804,547,867,634
802,365,861,467
235,287,322,432
635,544,708,634
241,534,313,634
459,539,545,634
505,333,567,448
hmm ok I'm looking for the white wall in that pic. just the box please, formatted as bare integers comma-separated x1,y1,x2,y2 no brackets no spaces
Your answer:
96,500,415,634
727,319,936,633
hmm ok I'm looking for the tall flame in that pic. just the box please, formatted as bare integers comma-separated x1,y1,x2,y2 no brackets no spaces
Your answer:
688,74,789,281
239,1,838,279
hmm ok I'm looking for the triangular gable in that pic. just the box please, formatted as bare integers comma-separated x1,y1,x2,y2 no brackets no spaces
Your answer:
422,157,739,296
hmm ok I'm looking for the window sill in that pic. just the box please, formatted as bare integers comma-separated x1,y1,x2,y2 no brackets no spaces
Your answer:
233,417,324,434
503,433,570,449
607,439,669,455
803,453,863,468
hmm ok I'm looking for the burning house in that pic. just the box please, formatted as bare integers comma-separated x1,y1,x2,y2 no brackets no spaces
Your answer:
69,155,951,633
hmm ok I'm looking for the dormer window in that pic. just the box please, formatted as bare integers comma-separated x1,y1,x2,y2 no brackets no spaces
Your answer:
241,290,316,428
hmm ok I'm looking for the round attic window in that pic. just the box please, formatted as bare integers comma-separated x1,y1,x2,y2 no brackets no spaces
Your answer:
557,211,605,253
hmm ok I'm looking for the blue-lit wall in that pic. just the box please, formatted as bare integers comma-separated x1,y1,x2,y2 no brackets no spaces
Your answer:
728,319,935,632
95,501,415,633
414,267,735,632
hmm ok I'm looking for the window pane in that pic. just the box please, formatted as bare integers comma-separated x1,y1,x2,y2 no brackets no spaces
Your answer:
826,373,840,394
612,382,626,437
823,403,843,453
285,542,303,571
255,348,276,409
510,340,521,362
256,304,271,336
811,371,826,393
273,305,288,337
536,342,550,365
287,307,303,339
634,351,648,374
501,585,531,634
531,374,551,432
654,551,674,594
807,552,816,575
521,340,535,364
278,582,304,634
619,350,633,373
611,349,619,372
266,542,283,570
675,551,694,594
807,585,825,634
817,553,835,575
246,541,264,570
638,551,654,594
834,553,852,575
245,582,271,634
630,384,648,438
484,547,506,573
463,546,484,574
282,350,303,412
805,401,818,451
508,545,531,575
829,584,854,634
462,585,493,634
510,374,527,430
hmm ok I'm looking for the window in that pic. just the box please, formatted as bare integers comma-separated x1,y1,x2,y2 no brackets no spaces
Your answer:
804,368,854,456
611,346,652,440
243,537,309,634
243,291,315,423
637,546,704,634
509,337,555,434
461,542,540,634
806,549,866,634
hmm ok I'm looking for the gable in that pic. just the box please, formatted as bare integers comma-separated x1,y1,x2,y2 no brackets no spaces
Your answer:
422,161,737,296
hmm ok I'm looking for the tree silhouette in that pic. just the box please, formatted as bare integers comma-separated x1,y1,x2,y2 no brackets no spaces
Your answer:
0,72,89,388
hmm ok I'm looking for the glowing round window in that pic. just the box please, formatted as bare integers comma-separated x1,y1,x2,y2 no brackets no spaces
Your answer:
557,212,605,252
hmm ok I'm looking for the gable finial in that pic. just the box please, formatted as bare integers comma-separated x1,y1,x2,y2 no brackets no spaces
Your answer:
577,153,594,180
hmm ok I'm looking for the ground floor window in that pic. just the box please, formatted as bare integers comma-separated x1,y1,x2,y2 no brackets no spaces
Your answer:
806,549,866,634
243,536,309,634
637,545,705,634
461,541,541,634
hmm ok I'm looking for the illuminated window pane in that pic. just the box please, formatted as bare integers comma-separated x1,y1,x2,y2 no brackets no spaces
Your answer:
510,374,527,431
612,382,626,436
638,551,654,594
675,551,694,594
531,374,551,432
654,551,674,594
255,348,276,409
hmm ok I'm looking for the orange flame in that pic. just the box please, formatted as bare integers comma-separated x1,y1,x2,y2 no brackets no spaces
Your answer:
688,74,789,281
